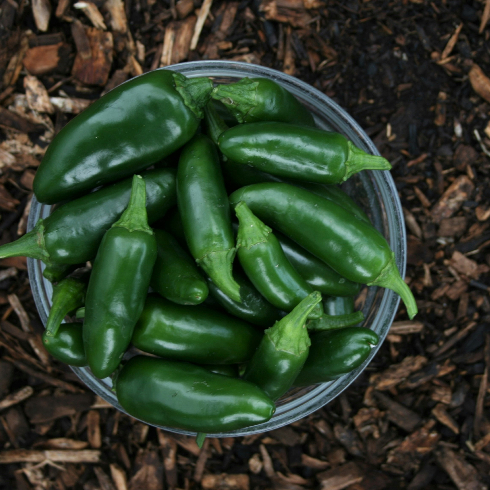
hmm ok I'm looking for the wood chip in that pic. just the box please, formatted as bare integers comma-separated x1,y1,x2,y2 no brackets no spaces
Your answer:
301,453,329,470
317,462,364,490
260,0,313,27
190,0,213,50
0,267,18,282
172,16,197,63
110,464,128,490
259,444,275,478
333,423,364,457
23,42,64,75
193,439,209,482
94,466,117,490
469,63,490,104
128,449,164,490
0,107,44,133
283,25,296,75
0,185,20,211
157,430,177,489
480,0,490,33
176,0,195,19
105,0,128,33
440,24,463,60
75,1,107,30
431,403,459,434
390,321,424,335
24,394,93,424
373,391,422,432
201,474,250,490
0,449,101,463
474,334,490,437
32,0,52,32
37,438,89,450
49,96,92,113
23,75,54,114
87,410,101,448
431,176,475,223
0,386,34,412
4,34,30,87
370,356,428,391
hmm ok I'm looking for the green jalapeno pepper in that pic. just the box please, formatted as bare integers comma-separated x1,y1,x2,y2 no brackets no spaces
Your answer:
293,327,379,386
309,295,364,329
150,229,208,305
44,273,88,337
219,122,391,184
33,71,213,204
42,263,79,283
132,295,261,364
235,202,323,319
205,364,239,377
114,356,275,433
212,78,315,126
84,176,157,379
206,270,284,328
0,168,175,274
42,322,87,366
229,184,417,319
324,296,355,316
244,292,321,401
177,134,240,302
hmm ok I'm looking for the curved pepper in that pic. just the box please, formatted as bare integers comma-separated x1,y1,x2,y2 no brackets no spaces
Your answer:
235,202,323,319
307,295,364,330
294,327,379,386
0,168,175,273
219,122,391,184
84,176,157,379
244,292,321,400
177,134,240,302
150,229,208,305
34,71,213,204
211,77,315,126
229,183,417,319
42,322,87,366
114,355,276,433
132,295,261,364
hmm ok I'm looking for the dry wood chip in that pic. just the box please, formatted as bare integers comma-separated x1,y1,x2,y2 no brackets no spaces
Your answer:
24,394,93,424
432,322,477,357
102,69,129,96
0,386,34,412
438,216,467,237
190,0,213,50
161,25,176,67
72,28,114,86
431,176,475,223
17,193,32,236
0,257,27,270
475,205,490,221
32,0,52,31
317,461,364,490
301,453,329,470
87,410,101,448
0,449,101,463
75,2,107,30
0,148,17,170
171,434,200,456
201,473,250,490
449,251,479,279
49,96,92,114
431,403,459,434
23,42,63,75
474,431,490,452
0,185,20,211
172,16,197,64
248,453,263,474
390,321,424,335
469,63,490,103
333,423,364,457
480,0,490,33
157,429,177,489
128,449,164,490
36,438,89,449
474,334,489,437
202,2,239,59
441,23,463,60
193,439,209,482
176,0,194,19
373,392,422,432
3,34,30,87
260,0,313,27
435,447,488,490
445,279,469,301
110,464,128,490
0,267,17,282
269,426,303,446
259,444,275,478
20,169,35,191
0,107,44,133
283,26,296,75
370,355,427,391
434,91,447,126
403,207,422,238
105,0,128,33
94,466,117,490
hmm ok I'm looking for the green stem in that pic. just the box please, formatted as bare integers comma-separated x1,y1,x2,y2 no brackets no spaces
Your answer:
196,433,207,448
112,175,152,235
203,101,229,145
211,78,259,123
368,254,418,319
344,141,392,181
0,219,49,262
308,311,364,331
76,307,85,319
235,201,272,249
173,73,213,119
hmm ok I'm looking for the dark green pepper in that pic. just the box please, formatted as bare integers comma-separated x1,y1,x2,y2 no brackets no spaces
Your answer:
229,183,417,319
235,202,323,319
33,71,213,204
323,296,355,316
114,356,275,433
294,327,379,386
219,122,391,184
177,134,240,301
211,78,315,126
307,295,364,330
150,229,208,305
84,176,157,379
42,322,86,366
244,292,321,401
132,295,261,364
0,168,175,273
205,364,239,377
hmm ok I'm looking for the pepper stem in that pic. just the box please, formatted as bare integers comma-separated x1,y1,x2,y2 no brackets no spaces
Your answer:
203,101,229,145
368,253,418,319
196,433,207,448
0,219,49,262
173,73,213,119
343,142,392,181
235,201,272,249
112,175,153,235
266,291,321,355
307,311,365,331
197,249,241,302
211,78,259,123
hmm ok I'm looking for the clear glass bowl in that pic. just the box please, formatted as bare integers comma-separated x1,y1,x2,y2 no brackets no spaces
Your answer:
27,60,406,437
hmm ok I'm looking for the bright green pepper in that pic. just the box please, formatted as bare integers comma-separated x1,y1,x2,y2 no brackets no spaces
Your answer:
42,322,86,367
294,327,379,386
244,292,321,401
150,229,208,305
219,122,391,184
177,134,240,302
212,78,315,126
33,71,213,204
235,202,323,319
114,356,275,433
84,176,157,379
132,295,261,364
229,183,417,319
308,296,364,331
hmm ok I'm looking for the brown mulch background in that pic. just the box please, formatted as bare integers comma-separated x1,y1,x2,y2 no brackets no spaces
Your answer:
1,0,490,489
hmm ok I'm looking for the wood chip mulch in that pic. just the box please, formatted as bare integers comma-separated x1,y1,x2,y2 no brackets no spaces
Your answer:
1,1,490,489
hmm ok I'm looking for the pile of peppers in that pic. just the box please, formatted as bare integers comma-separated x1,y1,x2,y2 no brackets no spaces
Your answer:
0,70,417,437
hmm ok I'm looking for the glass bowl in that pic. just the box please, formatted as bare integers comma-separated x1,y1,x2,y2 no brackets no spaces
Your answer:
27,60,406,437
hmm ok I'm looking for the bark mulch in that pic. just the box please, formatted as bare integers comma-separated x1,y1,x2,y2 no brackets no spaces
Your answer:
0,1,490,489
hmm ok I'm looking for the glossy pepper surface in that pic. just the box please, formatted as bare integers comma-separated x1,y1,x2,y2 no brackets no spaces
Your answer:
244,292,321,400
219,122,391,184
150,229,208,305
42,323,86,366
229,184,417,319
84,176,157,379
34,71,213,204
211,77,315,126
177,134,240,301
235,202,323,319
114,356,276,433
0,168,175,269
132,295,261,364
294,327,379,386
